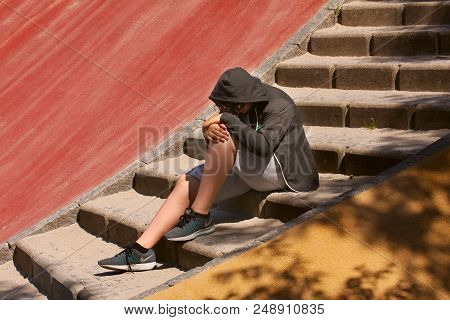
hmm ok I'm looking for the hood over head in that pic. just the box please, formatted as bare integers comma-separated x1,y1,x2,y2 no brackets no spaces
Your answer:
209,67,268,104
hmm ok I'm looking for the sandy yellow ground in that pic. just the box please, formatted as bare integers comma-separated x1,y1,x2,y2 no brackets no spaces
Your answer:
148,147,449,299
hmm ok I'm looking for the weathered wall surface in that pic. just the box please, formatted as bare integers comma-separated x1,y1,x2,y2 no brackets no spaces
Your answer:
0,0,325,242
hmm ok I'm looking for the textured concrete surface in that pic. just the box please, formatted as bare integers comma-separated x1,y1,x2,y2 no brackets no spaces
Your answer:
403,1,450,25
278,86,450,129
398,63,450,92
310,24,448,56
340,1,404,26
147,146,450,300
304,126,449,158
134,154,204,197
276,53,450,91
79,190,165,245
178,217,283,270
184,125,450,175
217,173,374,221
14,224,182,299
0,261,46,300
263,174,374,220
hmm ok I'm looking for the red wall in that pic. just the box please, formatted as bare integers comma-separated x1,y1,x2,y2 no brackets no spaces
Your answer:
0,0,326,242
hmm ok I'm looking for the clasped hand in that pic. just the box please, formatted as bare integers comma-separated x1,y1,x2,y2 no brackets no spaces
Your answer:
202,114,229,143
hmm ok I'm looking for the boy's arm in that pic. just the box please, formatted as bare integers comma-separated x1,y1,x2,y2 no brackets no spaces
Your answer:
220,101,294,157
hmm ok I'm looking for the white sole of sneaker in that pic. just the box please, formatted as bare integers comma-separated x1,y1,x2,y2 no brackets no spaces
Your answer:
166,226,216,242
99,262,157,272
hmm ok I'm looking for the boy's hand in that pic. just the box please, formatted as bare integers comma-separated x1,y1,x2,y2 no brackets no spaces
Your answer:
203,123,229,143
203,114,222,128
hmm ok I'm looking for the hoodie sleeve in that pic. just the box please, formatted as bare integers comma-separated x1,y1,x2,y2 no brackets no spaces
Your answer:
220,100,294,157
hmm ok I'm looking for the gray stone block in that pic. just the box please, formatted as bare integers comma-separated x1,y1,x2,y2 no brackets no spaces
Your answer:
263,174,374,221
276,58,334,88
276,86,450,131
310,144,345,173
340,1,404,26
334,64,397,90
12,245,33,277
178,217,283,270
14,224,183,299
372,31,438,56
440,31,450,55
0,261,45,300
404,2,450,25
310,28,371,56
398,64,450,92
414,104,450,130
297,101,348,127
304,126,450,175
183,128,207,160
342,152,404,176
134,154,203,197
348,102,415,129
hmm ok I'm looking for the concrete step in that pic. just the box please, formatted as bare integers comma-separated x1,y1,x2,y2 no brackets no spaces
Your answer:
0,261,46,300
13,224,182,299
134,154,203,197
184,126,449,176
178,217,283,269
275,86,450,129
78,189,283,269
340,1,450,27
310,24,449,56
305,126,449,175
275,53,450,92
217,173,375,221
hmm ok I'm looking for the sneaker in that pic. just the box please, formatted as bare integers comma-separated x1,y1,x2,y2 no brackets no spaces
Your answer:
165,207,215,241
98,245,156,272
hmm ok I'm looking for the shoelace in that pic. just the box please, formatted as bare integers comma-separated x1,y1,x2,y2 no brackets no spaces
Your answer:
119,246,134,273
177,210,193,228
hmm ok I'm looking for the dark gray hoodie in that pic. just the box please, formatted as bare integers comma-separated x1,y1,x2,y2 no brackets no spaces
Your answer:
209,67,319,192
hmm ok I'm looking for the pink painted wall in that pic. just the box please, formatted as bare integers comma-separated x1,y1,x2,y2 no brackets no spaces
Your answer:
0,0,326,242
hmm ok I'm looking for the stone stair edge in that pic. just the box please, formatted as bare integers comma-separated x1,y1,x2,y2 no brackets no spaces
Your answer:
314,23,450,35
13,231,86,299
0,261,47,300
279,52,450,65
13,224,184,299
185,125,450,157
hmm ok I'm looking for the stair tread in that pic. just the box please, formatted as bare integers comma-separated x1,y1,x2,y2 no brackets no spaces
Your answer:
344,0,450,7
266,174,373,208
80,173,372,258
313,23,450,37
137,153,203,178
279,52,450,67
81,189,247,231
188,126,449,157
275,85,450,107
180,216,283,259
16,224,182,299
81,190,166,232
304,126,449,156
0,261,46,300
82,174,371,225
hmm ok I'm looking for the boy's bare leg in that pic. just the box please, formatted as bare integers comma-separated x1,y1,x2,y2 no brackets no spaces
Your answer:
191,136,237,214
136,135,237,249
135,173,200,249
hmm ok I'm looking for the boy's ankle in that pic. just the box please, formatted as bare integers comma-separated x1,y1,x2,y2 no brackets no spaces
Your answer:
132,241,151,253
189,206,209,216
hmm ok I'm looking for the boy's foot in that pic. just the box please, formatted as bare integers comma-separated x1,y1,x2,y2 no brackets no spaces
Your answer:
98,244,156,272
165,207,215,241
